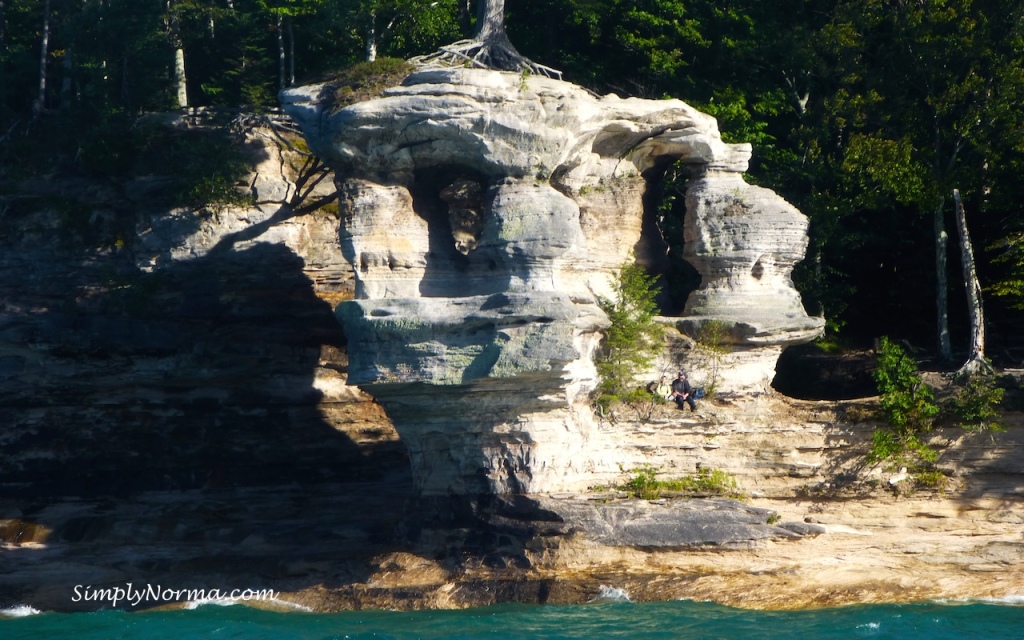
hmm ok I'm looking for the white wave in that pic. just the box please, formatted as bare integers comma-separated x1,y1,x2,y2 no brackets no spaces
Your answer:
264,598,313,612
588,585,631,603
967,595,1024,606
183,597,312,612
183,598,240,610
0,605,42,618
934,595,1024,606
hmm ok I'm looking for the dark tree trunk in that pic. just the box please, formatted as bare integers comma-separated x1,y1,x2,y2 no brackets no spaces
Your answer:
457,0,472,37
934,197,952,361
61,43,73,103
276,12,285,92
287,17,295,87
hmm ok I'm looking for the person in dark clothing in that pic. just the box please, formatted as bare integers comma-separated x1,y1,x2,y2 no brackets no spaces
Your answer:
671,371,696,411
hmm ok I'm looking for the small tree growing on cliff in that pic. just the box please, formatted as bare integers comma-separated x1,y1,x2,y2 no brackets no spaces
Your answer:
870,337,940,465
595,262,664,412
689,320,729,398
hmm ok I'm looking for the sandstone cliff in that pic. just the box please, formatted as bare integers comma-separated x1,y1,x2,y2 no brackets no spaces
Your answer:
2,94,1022,614
280,68,825,496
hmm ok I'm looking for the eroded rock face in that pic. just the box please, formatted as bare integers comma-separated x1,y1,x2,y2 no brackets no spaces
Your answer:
679,172,825,346
281,68,823,495
281,68,743,305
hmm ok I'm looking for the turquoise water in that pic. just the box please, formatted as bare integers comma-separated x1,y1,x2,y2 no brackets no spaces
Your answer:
3,600,1023,639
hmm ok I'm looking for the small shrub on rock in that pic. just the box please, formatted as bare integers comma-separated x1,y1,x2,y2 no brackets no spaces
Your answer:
946,375,1004,431
326,58,415,111
619,465,741,500
869,337,940,464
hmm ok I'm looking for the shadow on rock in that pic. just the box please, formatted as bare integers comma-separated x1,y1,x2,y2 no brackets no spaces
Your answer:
0,241,412,610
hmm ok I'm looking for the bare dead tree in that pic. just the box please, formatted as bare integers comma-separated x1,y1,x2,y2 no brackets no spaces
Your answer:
411,0,561,79
953,189,993,378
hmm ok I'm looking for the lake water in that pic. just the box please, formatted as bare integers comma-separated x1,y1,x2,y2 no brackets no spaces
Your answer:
3,598,1024,639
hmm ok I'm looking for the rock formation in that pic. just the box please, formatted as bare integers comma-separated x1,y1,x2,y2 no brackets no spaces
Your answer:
281,68,824,496
4,104,1024,614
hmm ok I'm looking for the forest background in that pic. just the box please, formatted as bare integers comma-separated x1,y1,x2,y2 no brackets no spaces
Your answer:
2,0,1024,365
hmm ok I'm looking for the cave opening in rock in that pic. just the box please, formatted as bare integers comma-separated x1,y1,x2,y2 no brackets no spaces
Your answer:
407,166,494,297
641,158,702,316
772,343,879,400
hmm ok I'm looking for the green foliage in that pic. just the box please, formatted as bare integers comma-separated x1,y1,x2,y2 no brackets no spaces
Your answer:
518,68,532,91
873,337,940,433
595,262,664,405
619,465,740,500
652,162,702,314
869,337,940,464
612,2,708,78
699,86,786,148
811,334,849,355
689,320,729,398
912,468,949,491
988,232,1024,309
327,58,415,111
866,430,902,465
120,125,255,211
5,0,1024,352
680,467,740,496
620,465,663,500
840,134,928,210
181,140,253,210
593,385,661,422
0,106,253,213
946,376,1004,432
379,0,461,56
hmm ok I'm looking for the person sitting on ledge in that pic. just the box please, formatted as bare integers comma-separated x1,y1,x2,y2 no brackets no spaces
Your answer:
671,371,697,412
652,374,673,401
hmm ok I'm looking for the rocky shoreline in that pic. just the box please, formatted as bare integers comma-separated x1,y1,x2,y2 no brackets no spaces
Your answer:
3,395,1022,613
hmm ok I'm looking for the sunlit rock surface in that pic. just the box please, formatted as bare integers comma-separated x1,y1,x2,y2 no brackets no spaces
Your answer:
281,68,824,495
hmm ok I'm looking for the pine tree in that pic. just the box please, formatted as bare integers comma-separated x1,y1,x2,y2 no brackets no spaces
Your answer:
596,262,664,402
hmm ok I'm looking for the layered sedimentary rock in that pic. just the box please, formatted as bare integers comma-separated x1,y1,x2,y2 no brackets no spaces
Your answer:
281,68,824,495
0,129,405,498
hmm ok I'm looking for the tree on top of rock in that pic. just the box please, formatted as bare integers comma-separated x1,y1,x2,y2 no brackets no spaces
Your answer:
412,0,562,78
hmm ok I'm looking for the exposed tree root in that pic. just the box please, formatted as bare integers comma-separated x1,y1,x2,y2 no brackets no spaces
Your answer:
410,38,562,80
954,355,995,381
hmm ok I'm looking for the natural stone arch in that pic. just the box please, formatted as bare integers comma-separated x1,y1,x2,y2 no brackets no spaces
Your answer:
637,158,701,316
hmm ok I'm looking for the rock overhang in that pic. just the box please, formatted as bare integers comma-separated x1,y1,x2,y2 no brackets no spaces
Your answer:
339,291,597,386
280,68,743,180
